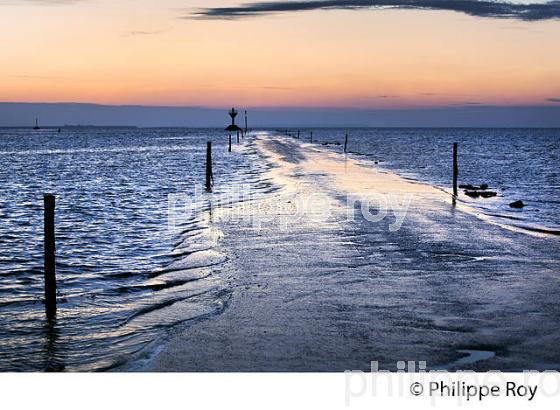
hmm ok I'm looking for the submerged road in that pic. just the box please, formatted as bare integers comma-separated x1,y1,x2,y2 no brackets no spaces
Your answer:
143,134,560,371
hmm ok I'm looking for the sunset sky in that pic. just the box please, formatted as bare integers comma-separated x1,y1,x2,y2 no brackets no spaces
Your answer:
1,0,559,109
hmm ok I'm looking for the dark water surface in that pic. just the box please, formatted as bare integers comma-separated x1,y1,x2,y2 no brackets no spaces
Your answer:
302,128,560,233
0,127,558,371
0,128,258,371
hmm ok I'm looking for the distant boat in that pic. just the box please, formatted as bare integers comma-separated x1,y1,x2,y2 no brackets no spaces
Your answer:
33,118,40,130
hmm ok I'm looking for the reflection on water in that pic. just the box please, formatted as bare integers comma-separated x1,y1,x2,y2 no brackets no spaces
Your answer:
305,128,560,233
1,127,558,371
43,318,63,372
0,128,262,371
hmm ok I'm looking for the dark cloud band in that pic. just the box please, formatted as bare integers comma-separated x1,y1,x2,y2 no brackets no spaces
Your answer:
189,0,560,21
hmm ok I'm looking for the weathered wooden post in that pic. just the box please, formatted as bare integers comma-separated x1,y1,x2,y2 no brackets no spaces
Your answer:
244,110,248,135
206,142,213,192
310,131,313,143
453,142,458,197
236,131,240,144
228,134,232,152
43,193,56,319
297,130,300,139
344,134,348,153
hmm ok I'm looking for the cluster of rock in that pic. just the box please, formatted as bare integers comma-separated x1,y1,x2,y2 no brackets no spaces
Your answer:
459,183,525,208
459,184,497,198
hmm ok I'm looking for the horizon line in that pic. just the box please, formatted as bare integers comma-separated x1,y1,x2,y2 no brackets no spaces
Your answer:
3,125,560,130
2,101,560,110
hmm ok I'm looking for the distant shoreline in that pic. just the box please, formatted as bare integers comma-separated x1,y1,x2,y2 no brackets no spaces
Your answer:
2,126,560,130
2,102,560,128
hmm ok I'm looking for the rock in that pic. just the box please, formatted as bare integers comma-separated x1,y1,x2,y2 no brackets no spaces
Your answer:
459,183,489,190
464,190,480,198
464,190,496,198
509,200,525,208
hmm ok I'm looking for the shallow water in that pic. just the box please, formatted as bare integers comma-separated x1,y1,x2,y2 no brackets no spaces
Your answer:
294,128,560,234
0,128,261,371
143,134,560,372
0,127,558,371
452,350,496,367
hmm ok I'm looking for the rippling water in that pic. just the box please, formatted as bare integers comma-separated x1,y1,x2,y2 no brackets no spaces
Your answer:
300,128,560,233
0,128,260,371
1,127,558,372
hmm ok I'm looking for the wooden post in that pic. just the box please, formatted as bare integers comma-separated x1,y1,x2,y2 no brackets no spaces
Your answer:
453,142,458,197
236,131,240,144
44,193,56,319
310,131,313,143
344,134,348,153
297,130,300,139
206,142,212,192
244,110,248,135
228,134,232,152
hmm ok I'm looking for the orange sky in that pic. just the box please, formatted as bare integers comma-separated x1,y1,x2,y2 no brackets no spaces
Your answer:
1,0,559,108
